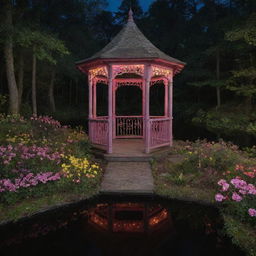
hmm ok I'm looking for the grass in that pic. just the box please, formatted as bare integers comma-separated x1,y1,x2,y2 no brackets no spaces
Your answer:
0,181,100,223
152,154,216,205
223,214,256,256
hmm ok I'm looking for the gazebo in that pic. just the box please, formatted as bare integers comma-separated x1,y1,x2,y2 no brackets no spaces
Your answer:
76,10,185,154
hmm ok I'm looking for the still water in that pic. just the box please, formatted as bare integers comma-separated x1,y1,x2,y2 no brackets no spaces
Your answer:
0,197,245,256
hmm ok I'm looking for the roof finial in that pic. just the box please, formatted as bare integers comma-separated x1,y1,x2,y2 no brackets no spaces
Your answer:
128,8,134,22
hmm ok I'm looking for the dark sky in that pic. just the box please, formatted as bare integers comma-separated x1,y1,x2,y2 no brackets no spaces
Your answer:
106,0,155,12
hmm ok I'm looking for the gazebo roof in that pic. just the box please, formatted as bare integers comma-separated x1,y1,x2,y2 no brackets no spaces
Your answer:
76,10,185,69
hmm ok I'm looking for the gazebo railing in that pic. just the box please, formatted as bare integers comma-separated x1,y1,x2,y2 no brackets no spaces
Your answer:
116,116,143,138
89,118,108,146
149,118,171,149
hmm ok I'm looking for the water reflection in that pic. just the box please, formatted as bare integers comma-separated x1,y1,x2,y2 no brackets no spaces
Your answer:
0,199,245,256
88,203,170,233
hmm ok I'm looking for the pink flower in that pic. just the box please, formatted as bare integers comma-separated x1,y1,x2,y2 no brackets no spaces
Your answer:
222,183,230,191
215,193,225,202
232,192,242,202
248,208,256,217
239,190,247,195
218,179,227,186
230,178,247,189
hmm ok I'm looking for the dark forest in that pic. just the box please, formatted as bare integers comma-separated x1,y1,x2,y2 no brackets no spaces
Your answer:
0,0,256,144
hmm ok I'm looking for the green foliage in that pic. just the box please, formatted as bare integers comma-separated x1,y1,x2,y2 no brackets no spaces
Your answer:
192,108,256,137
0,95,7,113
156,140,245,191
189,79,225,88
243,146,256,158
17,28,69,64
226,13,256,46
226,67,256,97
223,214,256,256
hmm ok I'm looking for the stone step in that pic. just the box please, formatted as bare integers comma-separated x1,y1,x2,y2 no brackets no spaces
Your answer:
104,154,152,162
100,162,154,194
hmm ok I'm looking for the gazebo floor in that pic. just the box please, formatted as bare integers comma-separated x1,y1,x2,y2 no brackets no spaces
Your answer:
93,138,171,162
112,138,146,156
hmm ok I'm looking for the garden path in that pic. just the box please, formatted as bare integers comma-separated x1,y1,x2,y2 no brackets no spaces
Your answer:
100,161,154,195
99,139,154,194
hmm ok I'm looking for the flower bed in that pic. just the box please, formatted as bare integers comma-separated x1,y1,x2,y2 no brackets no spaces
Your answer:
153,140,256,255
0,115,102,215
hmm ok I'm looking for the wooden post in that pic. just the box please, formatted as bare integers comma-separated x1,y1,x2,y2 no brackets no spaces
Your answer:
168,75,173,147
144,65,151,153
142,79,145,140
108,66,113,154
113,80,116,139
88,74,93,141
88,75,93,119
164,82,168,117
93,79,97,118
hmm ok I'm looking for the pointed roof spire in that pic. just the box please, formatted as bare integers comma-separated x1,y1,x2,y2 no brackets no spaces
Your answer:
128,8,134,22
76,8,185,72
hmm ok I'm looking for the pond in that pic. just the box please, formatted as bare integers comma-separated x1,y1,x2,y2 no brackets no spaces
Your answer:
0,196,245,256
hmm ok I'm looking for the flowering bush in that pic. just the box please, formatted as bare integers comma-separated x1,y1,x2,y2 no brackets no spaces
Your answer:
0,115,101,205
61,155,100,183
215,164,256,225
180,140,241,173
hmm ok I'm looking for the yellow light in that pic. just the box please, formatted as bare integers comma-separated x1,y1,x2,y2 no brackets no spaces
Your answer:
149,209,168,227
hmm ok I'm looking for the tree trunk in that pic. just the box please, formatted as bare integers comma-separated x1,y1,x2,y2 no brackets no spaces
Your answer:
69,79,72,107
216,48,221,109
216,87,221,109
245,96,252,114
18,51,24,109
0,63,4,94
75,80,78,105
4,1,19,114
49,69,56,113
32,50,37,116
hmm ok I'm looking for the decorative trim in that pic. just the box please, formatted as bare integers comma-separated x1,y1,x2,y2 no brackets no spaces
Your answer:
150,78,168,86
115,81,143,90
112,65,144,77
89,66,108,79
152,65,172,80
94,77,108,85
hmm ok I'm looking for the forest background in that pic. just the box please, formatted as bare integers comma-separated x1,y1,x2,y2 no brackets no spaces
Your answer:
1,0,256,146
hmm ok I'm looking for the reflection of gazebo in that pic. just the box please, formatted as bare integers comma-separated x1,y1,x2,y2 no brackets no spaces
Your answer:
76,10,185,154
88,203,170,233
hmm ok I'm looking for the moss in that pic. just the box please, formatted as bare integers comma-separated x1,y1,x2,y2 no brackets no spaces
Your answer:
223,214,256,256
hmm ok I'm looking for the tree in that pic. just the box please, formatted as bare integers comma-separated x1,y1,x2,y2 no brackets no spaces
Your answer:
17,29,69,115
225,12,256,112
115,0,143,24
2,0,19,114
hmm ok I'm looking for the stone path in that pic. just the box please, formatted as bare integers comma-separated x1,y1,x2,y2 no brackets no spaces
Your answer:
100,161,154,195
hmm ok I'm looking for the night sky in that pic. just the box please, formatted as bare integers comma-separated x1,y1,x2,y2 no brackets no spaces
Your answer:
106,0,156,12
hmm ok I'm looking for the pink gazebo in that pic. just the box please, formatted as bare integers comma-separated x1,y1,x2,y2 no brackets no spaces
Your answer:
76,10,185,154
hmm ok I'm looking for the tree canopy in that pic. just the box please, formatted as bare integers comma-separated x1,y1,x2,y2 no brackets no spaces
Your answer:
0,0,255,145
